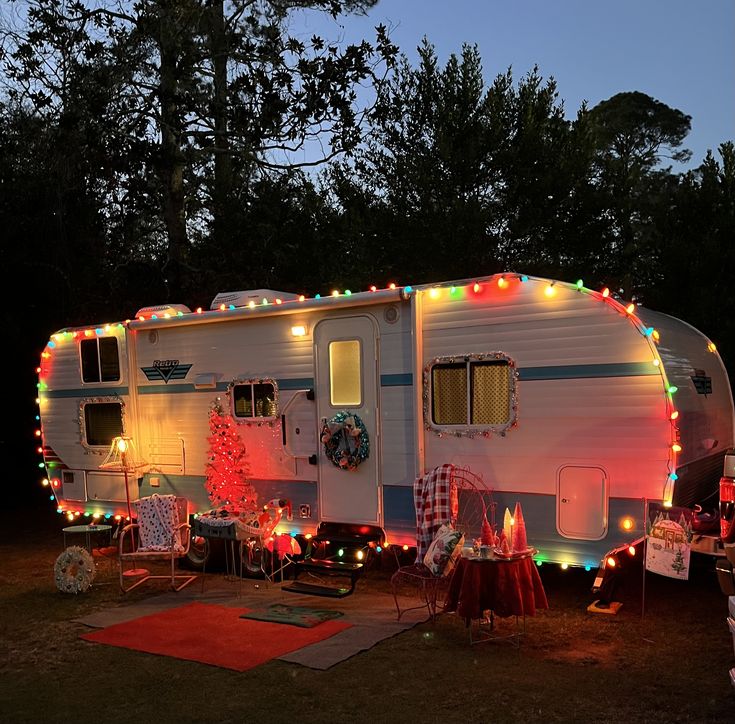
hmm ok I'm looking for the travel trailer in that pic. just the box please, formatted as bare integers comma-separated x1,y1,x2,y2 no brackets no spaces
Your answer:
37,273,734,575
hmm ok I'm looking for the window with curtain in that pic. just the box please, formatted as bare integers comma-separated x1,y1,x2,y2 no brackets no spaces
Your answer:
431,358,513,427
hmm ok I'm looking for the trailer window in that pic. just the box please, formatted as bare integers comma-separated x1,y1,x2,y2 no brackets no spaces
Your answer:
426,354,517,436
232,380,277,419
80,337,120,383
82,401,123,447
329,339,362,406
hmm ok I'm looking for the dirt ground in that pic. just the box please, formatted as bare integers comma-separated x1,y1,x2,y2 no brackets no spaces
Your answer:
2,506,734,723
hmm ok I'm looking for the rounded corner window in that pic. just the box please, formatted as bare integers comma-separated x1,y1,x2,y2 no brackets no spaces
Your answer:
423,353,518,437
229,378,279,421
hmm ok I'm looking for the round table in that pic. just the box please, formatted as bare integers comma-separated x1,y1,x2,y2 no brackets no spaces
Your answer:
62,524,113,552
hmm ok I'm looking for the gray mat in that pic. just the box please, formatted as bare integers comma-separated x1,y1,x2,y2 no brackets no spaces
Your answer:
74,581,430,669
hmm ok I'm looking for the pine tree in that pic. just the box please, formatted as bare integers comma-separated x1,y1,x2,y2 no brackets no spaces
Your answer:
205,400,257,513
671,547,686,575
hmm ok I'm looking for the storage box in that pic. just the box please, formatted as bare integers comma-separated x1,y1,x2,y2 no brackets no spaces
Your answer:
193,518,237,540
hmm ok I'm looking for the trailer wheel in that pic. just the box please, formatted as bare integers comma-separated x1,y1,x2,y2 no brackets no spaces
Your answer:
182,532,210,571
239,537,274,579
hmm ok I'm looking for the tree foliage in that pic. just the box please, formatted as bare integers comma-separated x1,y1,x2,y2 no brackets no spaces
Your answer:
1,12,733,373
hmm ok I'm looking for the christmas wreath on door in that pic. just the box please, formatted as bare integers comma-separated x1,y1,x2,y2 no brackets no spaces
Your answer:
321,411,370,471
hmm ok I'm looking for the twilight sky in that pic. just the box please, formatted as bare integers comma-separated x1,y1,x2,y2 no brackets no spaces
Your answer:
292,0,735,170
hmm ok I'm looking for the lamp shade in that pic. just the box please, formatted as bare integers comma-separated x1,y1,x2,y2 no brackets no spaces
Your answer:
99,436,145,472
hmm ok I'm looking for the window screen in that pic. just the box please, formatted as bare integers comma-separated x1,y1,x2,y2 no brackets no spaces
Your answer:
83,402,123,446
431,359,511,426
329,340,362,406
233,381,277,418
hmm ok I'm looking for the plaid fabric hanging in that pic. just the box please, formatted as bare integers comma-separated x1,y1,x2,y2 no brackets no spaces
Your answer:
413,464,458,563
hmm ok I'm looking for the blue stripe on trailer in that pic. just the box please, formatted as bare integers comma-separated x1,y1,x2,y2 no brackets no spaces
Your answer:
42,362,657,400
380,373,413,386
518,361,658,381
43,387,129,398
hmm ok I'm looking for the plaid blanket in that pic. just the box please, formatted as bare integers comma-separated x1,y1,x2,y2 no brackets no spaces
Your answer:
413,464,458,563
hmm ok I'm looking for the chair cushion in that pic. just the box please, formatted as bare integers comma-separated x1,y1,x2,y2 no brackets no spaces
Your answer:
423,524,464,576
135,494,184,552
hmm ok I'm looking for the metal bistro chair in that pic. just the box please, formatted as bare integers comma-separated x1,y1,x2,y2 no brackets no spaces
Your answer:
118,494,198,593
391,466,494,621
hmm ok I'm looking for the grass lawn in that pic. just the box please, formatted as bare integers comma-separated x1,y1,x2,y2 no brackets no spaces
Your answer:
1,506,733,724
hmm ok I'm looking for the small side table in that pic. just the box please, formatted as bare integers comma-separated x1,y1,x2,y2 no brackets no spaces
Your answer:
62,524,114,580
193,518,241,595
444,553,549,645
62,524,113,552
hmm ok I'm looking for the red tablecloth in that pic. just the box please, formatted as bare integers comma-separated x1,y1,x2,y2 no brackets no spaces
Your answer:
443,555,549,621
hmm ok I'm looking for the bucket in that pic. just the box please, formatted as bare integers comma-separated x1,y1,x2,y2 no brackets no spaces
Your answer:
720,477,735,539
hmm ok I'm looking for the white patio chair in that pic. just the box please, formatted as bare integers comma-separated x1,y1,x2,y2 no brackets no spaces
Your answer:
118,494,197,593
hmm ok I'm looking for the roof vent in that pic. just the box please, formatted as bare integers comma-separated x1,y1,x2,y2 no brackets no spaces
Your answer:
134,303,191,319
210,289,300,309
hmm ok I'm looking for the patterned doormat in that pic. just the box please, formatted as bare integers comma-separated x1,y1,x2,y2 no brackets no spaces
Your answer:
239,603,344,627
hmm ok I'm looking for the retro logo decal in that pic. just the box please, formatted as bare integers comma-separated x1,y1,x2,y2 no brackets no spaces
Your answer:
141,359,192,383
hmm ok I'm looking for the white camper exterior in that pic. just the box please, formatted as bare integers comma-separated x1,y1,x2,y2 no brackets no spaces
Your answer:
37,274,734,570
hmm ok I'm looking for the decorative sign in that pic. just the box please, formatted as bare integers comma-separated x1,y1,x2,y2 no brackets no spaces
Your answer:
141,359,192,383
645,502,694,580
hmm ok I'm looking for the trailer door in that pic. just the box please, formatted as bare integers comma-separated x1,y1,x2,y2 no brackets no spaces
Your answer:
314,315,379,524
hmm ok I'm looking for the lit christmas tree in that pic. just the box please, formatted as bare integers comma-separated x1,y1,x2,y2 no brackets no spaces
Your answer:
205,399,258,513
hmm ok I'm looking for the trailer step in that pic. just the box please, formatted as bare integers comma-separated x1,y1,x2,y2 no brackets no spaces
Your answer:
280,580,353,598
296,559,363,575
283,558,364,598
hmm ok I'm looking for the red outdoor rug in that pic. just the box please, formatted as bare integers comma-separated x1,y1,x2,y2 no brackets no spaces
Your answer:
80,601,352,671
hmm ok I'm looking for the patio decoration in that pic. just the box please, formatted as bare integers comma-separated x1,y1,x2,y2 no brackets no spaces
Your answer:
512,502,528,551
321,411,370,471
54,545,95,593
205,399,258,513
